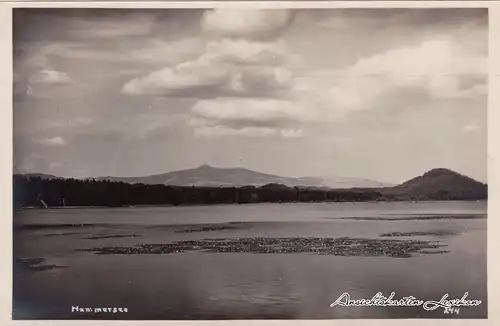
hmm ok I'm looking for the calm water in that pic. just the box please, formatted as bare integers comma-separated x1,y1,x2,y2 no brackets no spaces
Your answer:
13,201,487,319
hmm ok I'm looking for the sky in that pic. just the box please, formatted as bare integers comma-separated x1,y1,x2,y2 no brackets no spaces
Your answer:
13,8,488,184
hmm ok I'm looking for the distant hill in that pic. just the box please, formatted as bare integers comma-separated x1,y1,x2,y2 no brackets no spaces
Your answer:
382,168,487,200
13,167,486,207
92,165,323,187
91,165,390,189
19,173,60,180
321,176,394,188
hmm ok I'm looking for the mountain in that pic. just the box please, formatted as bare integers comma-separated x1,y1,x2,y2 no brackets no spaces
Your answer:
321,176,394,188
18,173,60,180
13,167,487,207
92,165,389,188
382,168,487,200
93,165,325,187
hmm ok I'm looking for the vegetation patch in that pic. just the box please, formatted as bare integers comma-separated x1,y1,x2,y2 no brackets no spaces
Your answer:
174,226,238,233
16,223,102,231
339,214,483,221
380,231,459,237
44,232,81,237
15,257,67,272
82,234,142,240
77,236,448,258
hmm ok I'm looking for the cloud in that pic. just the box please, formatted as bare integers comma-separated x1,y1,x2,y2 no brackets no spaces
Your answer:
307,8,487,31
122,55,231,97
14,153,63,174
205,39,299,67
25,84,46,99
130,113,189,140
123,9,486,140
346,38,486,99
25,69,75,99
189,98,306,138
191,98,305,123
14,44,73,101
193,124,303,139
201,9,294,40
50,38,204,65
33,136,67,147
37,117,93,131
350,38,485,76
291,36,487,119
120,9,305,138
14,153,43,173
15,9,160,42
69,15,156,39
49,162,63,169
122,41,298,99
122,9,301,101
29,69,74,85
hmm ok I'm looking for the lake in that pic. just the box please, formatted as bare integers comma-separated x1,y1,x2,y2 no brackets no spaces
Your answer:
13,201,487,319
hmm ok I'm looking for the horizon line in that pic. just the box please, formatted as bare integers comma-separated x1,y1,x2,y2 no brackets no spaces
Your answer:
13,165,487,186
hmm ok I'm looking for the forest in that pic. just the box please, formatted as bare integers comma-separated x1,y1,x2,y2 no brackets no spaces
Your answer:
13,173,487,208
13,175,390,208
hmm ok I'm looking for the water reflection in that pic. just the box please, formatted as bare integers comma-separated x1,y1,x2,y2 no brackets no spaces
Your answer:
13,202,487,319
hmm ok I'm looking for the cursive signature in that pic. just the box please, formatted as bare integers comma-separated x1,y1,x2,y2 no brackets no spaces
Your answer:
330,292,481,312
422,292,481,311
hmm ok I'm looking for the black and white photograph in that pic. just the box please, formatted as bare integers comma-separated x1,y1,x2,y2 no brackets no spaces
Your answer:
12,5,488,320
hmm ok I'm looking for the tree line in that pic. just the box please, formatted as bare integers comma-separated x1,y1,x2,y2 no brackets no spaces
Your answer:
13,176,389,208
13,175,486,208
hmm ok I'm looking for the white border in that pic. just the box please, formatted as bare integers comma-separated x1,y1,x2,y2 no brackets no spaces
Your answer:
1,1,498,326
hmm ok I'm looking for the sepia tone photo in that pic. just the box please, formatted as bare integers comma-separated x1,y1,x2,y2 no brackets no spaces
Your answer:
12,6,487,320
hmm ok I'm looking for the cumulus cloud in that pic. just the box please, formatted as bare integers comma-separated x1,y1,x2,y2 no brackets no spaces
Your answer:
201,9,294,40
121,9,304,138
25,69,75,99
352,39,484,76
191,98,305,123
33,136,67,147
206,39,302,67
189,98,306,138
123,10,486,139
292,37,487,119
122,57,230,97
122,40,297,99
346,38,486,99
29,69,74,85
122,10,300,100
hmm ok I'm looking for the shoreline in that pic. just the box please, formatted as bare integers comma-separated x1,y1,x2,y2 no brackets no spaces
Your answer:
16,199,487,211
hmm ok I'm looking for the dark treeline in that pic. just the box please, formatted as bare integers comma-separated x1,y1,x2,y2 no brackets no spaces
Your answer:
13,174,487,208
14,176,389,208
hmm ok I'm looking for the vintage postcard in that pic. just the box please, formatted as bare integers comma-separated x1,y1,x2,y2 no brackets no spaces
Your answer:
3,0,498,323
